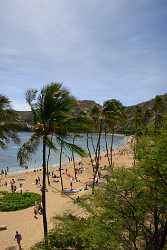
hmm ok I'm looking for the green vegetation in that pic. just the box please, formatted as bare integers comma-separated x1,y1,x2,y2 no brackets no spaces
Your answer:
16,93,167,134
17,83,86,243
0,94,20,148
1,87,167,249
32,123,167,250
0,191,41,211
103,99,125,167
124,94,167,134
32,95,167,249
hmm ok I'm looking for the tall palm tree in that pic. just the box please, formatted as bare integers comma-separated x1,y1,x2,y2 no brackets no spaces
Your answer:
0,94,20,148
103,99,124,167
17,83,85,243
90,105,103,194
56,113,87,191
76,110,95,171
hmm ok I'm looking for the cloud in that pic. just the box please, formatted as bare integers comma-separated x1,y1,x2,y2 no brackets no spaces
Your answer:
0,0,166,110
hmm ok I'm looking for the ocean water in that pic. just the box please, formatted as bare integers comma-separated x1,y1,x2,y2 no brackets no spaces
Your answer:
0,132,126,173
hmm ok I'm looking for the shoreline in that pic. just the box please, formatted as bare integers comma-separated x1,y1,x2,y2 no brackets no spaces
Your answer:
1,135,128,176
0,136,132,250
0,133,127,174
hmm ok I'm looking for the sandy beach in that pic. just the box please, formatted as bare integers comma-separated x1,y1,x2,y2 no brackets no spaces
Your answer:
0,139,133,250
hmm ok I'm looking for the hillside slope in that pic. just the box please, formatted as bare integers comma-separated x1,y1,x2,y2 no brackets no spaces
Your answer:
124,93,167,132
17,94,167,131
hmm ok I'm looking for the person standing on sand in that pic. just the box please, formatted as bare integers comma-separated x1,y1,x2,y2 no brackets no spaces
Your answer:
38,202,43,215
37,176,40,184
4,170,7,177
14,231,22,250
84,183,88,190
51,171,54,177
10,180,14,192
1,168,4,176
70,179,73,191
19,183,23,194
34,203,38,219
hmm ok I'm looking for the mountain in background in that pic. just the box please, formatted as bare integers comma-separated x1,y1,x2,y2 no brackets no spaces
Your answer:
124,93,167,133
126,93,167,113
17,93,167,132
17,100,100,123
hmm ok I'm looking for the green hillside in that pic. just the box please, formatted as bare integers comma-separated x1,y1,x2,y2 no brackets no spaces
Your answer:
17,94,167,132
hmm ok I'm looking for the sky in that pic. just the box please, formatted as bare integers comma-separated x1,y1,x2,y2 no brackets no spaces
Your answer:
0,0,167,110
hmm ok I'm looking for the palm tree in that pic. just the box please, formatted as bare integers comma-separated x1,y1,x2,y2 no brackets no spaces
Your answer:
58,134,86,191
103,99,124,167
76,110,95,171
86,132,94,170
0,94,20,148
56,114,87,191
17,83,85,243
90,105,103,194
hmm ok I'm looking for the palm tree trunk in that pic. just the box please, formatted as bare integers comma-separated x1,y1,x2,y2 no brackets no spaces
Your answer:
42,135,48,244
72,136,77,179
104,129,111,167
92,121,102,194
91,135,96,154
59,141,64,192
86,132,94,171
46,138,52,186
46,134,53,186
110,130,114,167
92,136,101,194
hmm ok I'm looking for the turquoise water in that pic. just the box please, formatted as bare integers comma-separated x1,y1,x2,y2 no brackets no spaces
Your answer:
0,132,126,173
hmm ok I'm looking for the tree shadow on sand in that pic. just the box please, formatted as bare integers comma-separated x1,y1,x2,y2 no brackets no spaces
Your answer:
5,246,24,250
5,246,17,250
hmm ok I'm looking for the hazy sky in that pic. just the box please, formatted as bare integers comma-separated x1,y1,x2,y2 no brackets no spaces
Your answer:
0,0,166,110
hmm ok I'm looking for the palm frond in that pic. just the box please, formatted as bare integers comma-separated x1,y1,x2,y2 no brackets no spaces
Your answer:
0,94,21,148
0,95,11,110
25,89,39,123
103,99,125,128
17,133,41,166
56,136,87,157
25,89,38,106
45,136,58,152
41,82,76,123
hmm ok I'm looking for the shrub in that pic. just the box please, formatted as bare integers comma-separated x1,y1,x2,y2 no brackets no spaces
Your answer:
0,191,41,211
